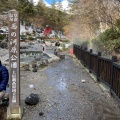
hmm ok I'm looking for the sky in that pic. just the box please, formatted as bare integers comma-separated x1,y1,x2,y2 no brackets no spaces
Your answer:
33,0,69,10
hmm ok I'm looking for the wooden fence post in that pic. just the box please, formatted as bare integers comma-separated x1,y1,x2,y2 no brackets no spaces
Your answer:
79,46,81,60
76,45,79,59
89,49,93,73
81,46,84,64
84,47,87,66
97,52,102,81
78,46,80,60
110,56,117,94
80,46,82,61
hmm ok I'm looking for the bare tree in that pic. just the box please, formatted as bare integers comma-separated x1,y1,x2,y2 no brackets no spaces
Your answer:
67,0,120,41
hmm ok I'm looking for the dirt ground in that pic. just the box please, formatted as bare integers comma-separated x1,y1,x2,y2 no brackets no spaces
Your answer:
1,53,120,120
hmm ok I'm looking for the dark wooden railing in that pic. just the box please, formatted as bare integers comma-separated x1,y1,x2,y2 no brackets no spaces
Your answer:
73,44,120,100
98,57,112,86
111,62,120,99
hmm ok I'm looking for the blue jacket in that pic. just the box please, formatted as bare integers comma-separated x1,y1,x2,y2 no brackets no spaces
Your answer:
0,64,9,92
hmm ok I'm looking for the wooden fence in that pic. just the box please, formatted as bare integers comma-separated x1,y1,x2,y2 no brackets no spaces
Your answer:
73,44,120,100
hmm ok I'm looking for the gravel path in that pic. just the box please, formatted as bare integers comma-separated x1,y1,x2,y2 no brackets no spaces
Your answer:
0,52,120,120
20,54,120,120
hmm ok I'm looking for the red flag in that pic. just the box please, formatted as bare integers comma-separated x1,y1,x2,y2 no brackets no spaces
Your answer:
43,26,51,36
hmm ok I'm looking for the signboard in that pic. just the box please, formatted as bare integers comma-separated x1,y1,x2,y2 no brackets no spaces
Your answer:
8,9,20,114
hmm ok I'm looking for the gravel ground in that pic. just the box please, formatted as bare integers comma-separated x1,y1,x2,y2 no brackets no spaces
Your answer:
0,51,120,120
20,54,120,120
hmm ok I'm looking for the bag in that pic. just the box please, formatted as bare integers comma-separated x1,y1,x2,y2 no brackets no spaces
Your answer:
25,93,39,105
2,98,9,107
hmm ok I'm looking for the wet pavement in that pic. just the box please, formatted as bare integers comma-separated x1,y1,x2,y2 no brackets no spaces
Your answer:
20,53,120,120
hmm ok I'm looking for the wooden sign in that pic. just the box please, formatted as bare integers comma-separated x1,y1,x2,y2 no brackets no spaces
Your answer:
8,9,20,114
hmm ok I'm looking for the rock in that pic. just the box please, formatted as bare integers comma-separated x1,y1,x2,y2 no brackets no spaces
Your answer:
23,64,30,71
28,42,34,45
81,79,86,83
54,49,58,55
40,59,49,68
0,40,8,48
31,62,37,68
28,84,35,89
43,59,49,65
39,112,44,116
32,68,38,72
35,58,41,61
57,53,65,59
20,46,28,49
25,93,39,105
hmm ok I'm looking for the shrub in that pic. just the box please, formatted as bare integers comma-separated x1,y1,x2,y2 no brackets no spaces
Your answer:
28,36,35,40
0,35,5,40
20,35,27,40
92,28,120,55
116,18,120,30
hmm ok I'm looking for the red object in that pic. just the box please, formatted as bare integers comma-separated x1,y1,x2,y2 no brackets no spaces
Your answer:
43,26,51,36
69,48,73,55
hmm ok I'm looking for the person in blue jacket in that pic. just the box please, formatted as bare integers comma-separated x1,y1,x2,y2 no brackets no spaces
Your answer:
0,60,9,103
